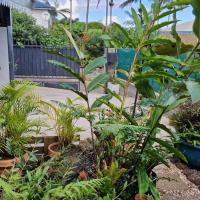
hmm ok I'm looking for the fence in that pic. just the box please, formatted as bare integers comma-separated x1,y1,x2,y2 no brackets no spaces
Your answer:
14,45,80,89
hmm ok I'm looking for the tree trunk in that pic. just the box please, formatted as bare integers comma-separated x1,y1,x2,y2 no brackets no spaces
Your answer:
105,0,109,31
85,0,90,32
70,0,72,32
109,0,113,26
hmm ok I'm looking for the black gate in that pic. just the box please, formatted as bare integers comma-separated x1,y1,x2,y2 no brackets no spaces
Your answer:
14,45,80,90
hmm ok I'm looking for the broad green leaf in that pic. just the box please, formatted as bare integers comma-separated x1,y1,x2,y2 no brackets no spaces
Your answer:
148,21,177,34
149,181,160,200
183,64,200,74
186,81,200,103
91,94,112,109
137,167,150,197
156,7,186,21
63,28,85,59
112,23,135,47
105,87,122,102
146,149,170,167
87,73,109,92
49,60,84,83
157,123,177,139
163,0,192,9
132,71,179,82
135,80,156,99
143,38,174,46
141,3,150,25
44,49,80,65
152,0,160,16
85,57,107,75
61,83,88,101
130,8,143,38
152,137,187,162
166,97,188,111
141,55,187,66
191,0,200,39
113,77,126,89
97,99,138,125
117,68,129,78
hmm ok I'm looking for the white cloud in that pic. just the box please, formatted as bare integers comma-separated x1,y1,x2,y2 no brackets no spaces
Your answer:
102,15,120,25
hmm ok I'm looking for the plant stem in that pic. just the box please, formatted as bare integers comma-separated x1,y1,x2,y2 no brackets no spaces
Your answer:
185,39,200,62
84,81,96,153
132,90,138,118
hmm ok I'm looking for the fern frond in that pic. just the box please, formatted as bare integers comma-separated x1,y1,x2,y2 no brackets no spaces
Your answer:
49,178,110,200
0,178,21,200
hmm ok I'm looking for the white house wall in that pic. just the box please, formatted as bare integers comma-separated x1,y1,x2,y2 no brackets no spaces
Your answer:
31,10,51,29
0,27,10,87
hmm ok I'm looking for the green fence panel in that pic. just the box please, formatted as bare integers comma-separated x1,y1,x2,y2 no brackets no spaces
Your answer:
116,48,199,92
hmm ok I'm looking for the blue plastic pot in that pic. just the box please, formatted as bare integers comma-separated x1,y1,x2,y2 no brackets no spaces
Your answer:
178,141,200,170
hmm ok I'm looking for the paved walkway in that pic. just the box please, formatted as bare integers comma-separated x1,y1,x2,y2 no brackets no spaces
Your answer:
36,86,134,139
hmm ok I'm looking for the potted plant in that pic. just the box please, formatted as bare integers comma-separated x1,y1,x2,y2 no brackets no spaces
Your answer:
0,81,42,171
47,98,85,157
170,100,200,169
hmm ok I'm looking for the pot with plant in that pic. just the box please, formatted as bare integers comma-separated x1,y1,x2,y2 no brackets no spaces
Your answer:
0,81,42,171
47,98,85,158
170,100,200,169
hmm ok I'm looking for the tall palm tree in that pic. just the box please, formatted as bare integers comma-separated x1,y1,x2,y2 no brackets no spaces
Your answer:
109,0,114,26
120,0,141,8
52,0,70,22
69,0,72,32
97,0,109,31
85,0,90,32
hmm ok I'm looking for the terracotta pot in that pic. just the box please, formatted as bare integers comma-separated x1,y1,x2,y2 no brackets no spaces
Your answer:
79,171,88,181
0,157,20,170
48,142,61,158
135,194,147,200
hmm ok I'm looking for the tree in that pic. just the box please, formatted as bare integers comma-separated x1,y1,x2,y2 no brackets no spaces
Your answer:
85,0,90,32
97,0,109,31
12,9,47,46
109,0,114,25
70,0,73,32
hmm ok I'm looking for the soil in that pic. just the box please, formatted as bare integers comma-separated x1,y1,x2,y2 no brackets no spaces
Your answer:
172,159,200,190
0,153,15,160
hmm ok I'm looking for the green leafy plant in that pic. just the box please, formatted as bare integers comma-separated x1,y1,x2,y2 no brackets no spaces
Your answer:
46,0,200,199
48,28,109,151
169,100,200,145
45,97,86,145
0,81,43,158
0,163,113,200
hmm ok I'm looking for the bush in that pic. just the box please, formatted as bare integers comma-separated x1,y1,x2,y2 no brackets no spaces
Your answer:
169,100,200,133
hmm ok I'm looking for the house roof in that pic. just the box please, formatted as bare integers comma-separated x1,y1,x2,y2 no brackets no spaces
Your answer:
0,0,31,11
32,0,54,10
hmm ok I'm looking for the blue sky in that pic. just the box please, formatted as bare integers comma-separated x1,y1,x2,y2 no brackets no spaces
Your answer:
54,0,194,25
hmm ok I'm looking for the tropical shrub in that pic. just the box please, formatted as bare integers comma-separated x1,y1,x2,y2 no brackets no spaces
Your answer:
0,81,43,157
169,100,200,145
45,98,86,145
12,9,47,46
49,0,200,199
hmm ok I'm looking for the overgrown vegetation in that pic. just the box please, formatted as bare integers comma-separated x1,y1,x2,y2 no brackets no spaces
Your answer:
1,0,200,199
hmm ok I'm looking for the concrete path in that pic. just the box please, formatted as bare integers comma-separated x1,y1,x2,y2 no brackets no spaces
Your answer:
35,86,134,139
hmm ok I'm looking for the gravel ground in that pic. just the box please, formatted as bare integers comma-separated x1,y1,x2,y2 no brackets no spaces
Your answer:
155,163,200,200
